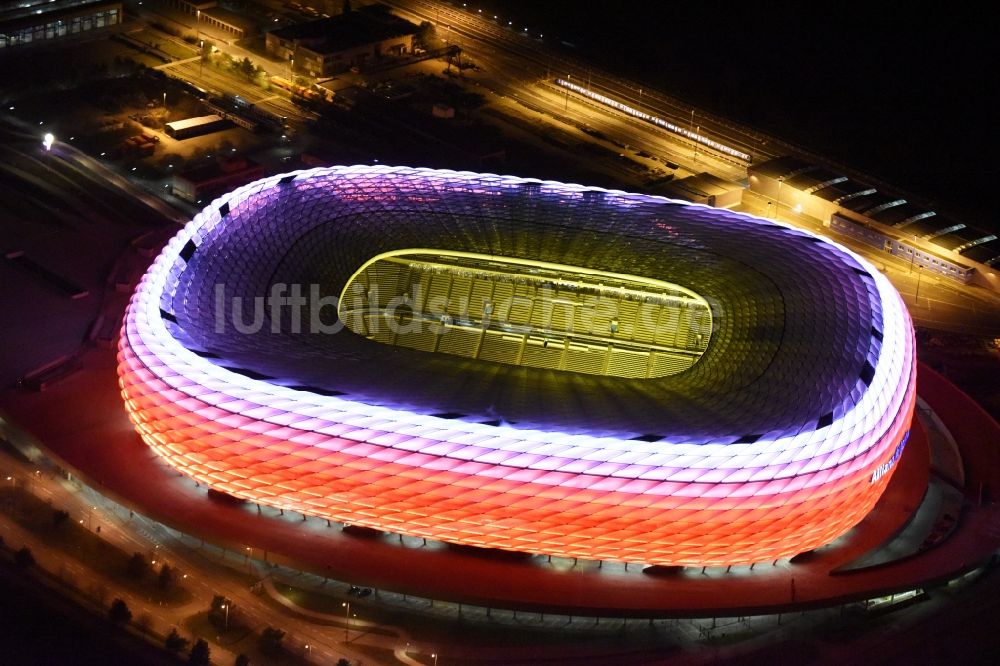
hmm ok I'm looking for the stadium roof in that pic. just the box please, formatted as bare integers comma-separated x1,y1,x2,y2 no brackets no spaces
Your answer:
158,166,895,442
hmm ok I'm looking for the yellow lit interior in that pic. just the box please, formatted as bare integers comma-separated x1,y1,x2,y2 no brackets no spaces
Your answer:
339,249,713,379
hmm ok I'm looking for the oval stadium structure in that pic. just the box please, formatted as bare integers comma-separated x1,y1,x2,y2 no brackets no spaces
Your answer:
117,166,916,566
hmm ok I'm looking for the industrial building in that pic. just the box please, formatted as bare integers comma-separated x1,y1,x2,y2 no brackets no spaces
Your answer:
0,0,122,49
164,114,230,140
749,156,998,287
171,157,263,203
265,7,417,76
653,172,743,208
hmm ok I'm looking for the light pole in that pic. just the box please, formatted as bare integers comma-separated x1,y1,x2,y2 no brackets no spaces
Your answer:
342,600,350,641
5,475,14,514
162,91,166,109
221,603,229,629
432,652,439,666
693,125,700,164
775,176,784,219
564,74,570,111
689,108,695,155
196,10,203,66
915,266,923,306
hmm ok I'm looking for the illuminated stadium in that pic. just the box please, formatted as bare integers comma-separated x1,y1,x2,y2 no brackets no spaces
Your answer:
117,165,916,566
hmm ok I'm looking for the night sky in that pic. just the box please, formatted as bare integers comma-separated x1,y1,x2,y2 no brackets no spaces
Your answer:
492,1,996,230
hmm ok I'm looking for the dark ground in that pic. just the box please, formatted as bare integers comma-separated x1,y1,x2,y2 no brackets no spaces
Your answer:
0,558,180,666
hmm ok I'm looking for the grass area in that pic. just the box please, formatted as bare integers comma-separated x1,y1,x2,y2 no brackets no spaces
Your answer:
184,610,307,666
273,581,348,616
129,28,196,61
0,486,192,606
0,39,157,94
0,553,182,666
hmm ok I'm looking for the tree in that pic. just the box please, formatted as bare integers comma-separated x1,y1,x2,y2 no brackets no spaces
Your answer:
239,57,256,81
415,21,436,49
165,628,189,654
342,0,352,14
15,546,35,569
234,655,250,666
127,552,149,579
188,638,210,666
209,594,229,629
158,563,175,591
258,626,285,656
108,598,132,625
52,508,70,527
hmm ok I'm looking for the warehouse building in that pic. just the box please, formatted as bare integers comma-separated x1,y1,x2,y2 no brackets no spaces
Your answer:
265,7,417,76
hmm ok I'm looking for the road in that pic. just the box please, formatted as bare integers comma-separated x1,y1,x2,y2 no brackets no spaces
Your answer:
0,451,419,665
383,0,773,168
124,10,316,124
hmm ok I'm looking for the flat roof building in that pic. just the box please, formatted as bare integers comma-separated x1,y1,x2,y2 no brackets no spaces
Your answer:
172,157,264,203
164,114,230,140
653,172,744,208
265,7,418,76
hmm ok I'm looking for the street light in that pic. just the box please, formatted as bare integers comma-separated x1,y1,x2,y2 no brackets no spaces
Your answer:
432,652,439,666
775,176,784,219
342,600,350,641
221,603,229,629
915,265,924,306
42,133,54,151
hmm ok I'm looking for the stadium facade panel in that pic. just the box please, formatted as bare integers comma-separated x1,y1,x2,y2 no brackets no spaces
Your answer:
117,166,916,565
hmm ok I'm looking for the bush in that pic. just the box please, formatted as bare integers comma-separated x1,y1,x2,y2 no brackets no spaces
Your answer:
108,598,132,625
158,563,175,591
188,638,210,666
15,546,35,568
165,628,188,654
258,626,285,656
127,552,149,579
51,509,70,527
